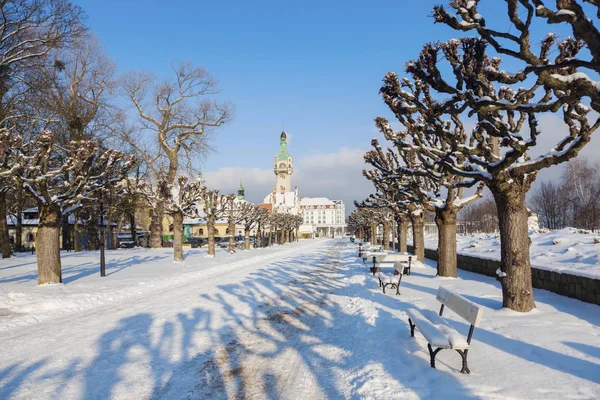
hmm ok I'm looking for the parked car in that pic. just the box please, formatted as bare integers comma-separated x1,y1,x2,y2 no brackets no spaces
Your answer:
186,237,205,248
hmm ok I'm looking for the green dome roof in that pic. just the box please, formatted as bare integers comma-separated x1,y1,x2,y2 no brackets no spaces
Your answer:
277,131,291,160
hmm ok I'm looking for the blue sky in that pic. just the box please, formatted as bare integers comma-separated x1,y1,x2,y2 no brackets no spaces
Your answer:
72,1,599,213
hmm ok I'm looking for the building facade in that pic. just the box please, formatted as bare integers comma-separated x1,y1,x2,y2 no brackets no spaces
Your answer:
263,131,346,238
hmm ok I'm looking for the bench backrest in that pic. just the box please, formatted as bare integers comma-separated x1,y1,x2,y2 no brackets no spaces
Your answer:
393,261,405,275
436,286,483,327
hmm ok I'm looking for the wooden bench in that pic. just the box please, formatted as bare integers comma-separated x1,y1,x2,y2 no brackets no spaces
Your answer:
406,287,483,374
377,262,405,295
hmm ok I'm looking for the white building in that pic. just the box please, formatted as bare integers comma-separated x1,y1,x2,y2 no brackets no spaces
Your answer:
300,197,346,238
262,131,346,238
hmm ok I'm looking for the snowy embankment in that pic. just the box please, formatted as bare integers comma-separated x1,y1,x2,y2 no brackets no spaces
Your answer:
0,239,599,399
423,228,600,279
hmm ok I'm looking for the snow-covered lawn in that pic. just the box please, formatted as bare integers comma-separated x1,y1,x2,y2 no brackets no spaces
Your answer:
0,239,599,399
424,228,600,279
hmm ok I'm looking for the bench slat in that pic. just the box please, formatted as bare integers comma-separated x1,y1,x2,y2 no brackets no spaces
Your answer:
425,312,470,349
436,287,483,327
407,308,451,349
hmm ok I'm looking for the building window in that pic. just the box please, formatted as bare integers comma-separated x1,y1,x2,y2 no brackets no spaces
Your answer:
26,233,34,242
199,228,204,235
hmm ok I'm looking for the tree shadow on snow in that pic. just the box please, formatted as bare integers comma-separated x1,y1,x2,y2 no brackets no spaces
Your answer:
0,241,481,399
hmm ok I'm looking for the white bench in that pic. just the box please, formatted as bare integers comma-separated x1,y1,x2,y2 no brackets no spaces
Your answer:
377,262,405,295
406,287,483,374
378,252,413,275
357,243,382,258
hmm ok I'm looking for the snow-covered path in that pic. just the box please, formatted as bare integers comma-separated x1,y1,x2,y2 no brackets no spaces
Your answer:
1,239,599,399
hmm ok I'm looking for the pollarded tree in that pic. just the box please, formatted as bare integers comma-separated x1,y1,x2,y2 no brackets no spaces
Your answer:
269,213,286,245
20,130,133,284
355,192,395,251
121,61,231,248
348,208,373,242
235,202,268,250
352,203,381,246
362,153,426,261
291,214,303,242
367,134,483,276
0,130,24,257
162,176,205,262
255,207,270,247
199,189,231,256
223,196,238,254
382,1,600,311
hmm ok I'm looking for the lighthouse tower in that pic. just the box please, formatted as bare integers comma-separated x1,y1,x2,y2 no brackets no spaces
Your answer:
274,131,293,193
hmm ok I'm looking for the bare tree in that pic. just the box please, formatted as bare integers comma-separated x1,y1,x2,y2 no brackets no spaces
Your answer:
121,61,232,249
235,202,268,250
0,0,85,258
32,34,117,252
415,1,600,311
529,181,569,230
199,189,231,256
163,176,205,262
459,198,499,234
20,130,133,284
372,115,483,278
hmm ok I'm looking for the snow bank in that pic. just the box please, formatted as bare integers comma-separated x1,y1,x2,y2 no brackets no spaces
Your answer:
423,228,600,279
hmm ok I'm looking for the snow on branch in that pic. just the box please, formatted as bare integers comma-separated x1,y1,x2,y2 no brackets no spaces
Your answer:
20,130,134,213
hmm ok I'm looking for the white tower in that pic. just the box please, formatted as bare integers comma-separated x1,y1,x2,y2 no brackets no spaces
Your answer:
274,131,293,193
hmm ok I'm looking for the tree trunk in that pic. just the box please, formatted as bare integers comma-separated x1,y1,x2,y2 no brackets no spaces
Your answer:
36,203,62,284
129,213,137,247
173,211,184,262
435,208,458,277
370,223,376,244
268,228,273,247
398,216,408,253
244,228,250,250
86,218,100,251
74,210,82,252
493,188,536,312
61,217,70,251
391,219,397,252
0,191,10,258
410,212,424,262
208,212,215,256
228,220,236,254
279,229,283,244
150,205,163,248
383,220,390,251
15,187,23,251
257,224,262,248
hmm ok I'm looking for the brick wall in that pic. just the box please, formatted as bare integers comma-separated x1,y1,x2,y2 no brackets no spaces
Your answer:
404,244,600,306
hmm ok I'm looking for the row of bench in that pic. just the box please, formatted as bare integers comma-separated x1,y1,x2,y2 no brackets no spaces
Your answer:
356,242,483,374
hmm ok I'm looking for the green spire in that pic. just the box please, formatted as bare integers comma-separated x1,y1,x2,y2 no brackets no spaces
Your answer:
277,131,290,160
237,178,245,200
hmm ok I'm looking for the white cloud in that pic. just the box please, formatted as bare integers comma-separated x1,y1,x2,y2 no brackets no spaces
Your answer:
294,147,374,211
202,147,375,215
202,167,274,203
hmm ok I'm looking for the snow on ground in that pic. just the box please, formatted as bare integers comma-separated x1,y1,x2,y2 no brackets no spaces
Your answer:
0,239,599,399
423,228,600,279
